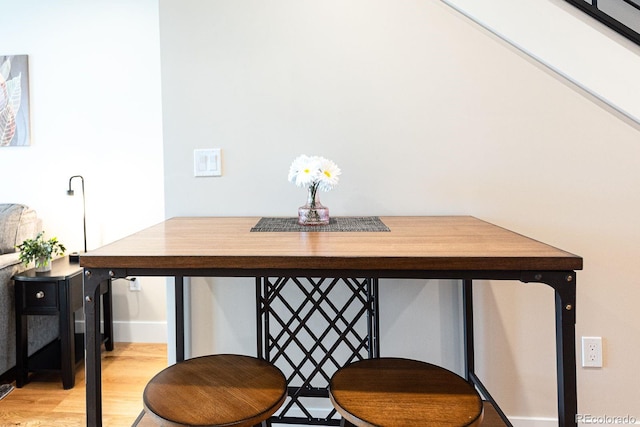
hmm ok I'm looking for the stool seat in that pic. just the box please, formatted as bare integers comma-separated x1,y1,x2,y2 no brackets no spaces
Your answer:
329,358,483,427
143,354,287,427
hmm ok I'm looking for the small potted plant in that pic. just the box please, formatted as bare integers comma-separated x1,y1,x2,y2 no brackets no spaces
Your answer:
16,232,66,272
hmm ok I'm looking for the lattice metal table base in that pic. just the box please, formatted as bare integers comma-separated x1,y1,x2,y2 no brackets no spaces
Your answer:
257,277,380,426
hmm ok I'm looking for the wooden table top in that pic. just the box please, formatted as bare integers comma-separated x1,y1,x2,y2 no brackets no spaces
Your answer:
79,216,582,272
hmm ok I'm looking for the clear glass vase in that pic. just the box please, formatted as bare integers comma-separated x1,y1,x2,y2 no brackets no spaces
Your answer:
298,184,330,226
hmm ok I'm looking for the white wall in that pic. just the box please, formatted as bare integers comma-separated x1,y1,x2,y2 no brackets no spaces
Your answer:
442,0,640,125
442,0,640,422
0,0,167,343
159,0,640,424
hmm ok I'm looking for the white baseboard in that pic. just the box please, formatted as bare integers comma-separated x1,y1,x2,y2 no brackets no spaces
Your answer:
510,417,558,427
511,415,640,427
76,320,167,343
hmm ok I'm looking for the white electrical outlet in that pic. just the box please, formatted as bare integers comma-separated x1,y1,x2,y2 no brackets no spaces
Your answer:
129,278,141,292
582,336,603,368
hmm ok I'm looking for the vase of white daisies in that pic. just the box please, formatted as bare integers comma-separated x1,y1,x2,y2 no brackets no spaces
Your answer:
288,155,341,226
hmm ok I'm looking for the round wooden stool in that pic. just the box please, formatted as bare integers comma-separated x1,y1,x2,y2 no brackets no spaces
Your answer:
143,354,287,427
329,358,483,427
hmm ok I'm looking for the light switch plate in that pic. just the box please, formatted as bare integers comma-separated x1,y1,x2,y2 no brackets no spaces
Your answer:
194,148,221,177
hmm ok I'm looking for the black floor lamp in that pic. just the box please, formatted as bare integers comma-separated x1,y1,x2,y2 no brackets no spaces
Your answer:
67,175,87,262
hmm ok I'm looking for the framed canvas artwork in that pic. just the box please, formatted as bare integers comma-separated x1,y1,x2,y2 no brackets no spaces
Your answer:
1,55,31,147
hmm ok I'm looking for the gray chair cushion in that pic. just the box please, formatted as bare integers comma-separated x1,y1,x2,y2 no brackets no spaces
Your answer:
0,204,26,255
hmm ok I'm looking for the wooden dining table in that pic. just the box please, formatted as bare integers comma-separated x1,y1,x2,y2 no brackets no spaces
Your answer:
80,216,582,427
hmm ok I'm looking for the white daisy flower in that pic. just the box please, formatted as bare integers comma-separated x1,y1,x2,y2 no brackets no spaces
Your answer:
288,155,321,188
288,154,340,191
316,157,341,191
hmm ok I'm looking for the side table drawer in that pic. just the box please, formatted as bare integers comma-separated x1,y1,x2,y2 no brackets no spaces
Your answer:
20,281,58,313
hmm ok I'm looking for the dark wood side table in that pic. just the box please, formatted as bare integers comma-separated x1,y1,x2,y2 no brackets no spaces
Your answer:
13,256,114,389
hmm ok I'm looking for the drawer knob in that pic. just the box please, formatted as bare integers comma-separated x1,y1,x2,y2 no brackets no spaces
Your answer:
35,291,45,299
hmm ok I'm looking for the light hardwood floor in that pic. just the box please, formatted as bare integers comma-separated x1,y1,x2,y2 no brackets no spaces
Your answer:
0,343,167,427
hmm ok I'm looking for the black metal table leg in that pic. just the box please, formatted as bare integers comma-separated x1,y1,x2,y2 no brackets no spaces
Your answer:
84,268,111,427
522,271,577,427
175,275,185,362
102,279,114,351
553,276,578,427
462,279,475,381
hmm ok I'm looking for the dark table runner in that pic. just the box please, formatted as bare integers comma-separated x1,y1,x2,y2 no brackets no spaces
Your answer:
251,216,389,232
